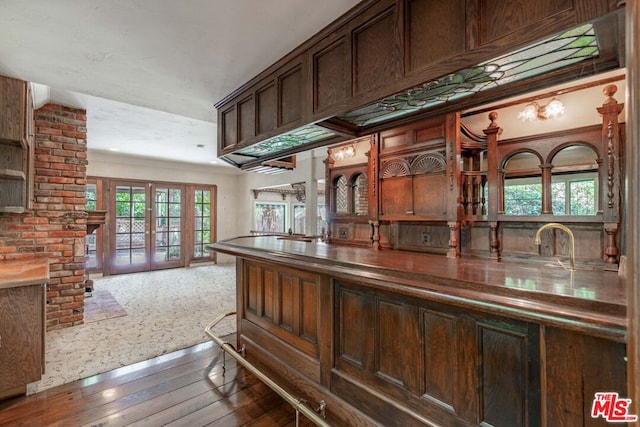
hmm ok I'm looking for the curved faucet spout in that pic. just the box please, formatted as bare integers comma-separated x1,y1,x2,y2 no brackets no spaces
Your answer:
534,223,575,271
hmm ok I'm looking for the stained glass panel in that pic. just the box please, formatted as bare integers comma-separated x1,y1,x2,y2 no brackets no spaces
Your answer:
338,24,598,127
235,124,337,157
334,176,348,215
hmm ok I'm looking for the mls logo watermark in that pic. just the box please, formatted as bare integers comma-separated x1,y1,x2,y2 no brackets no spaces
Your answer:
591,392,638,423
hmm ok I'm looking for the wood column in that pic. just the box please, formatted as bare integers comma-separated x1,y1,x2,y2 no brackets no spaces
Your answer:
625,0,640,416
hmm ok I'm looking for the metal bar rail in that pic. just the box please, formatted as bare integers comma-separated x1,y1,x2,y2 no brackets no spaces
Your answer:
204,311,330,427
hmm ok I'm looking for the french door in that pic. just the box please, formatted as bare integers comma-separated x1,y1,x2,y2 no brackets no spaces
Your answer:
110,181,185,274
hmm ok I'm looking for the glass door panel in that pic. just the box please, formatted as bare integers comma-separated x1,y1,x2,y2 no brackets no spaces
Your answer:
151,186,183,270
193,188,212,259
111,183,150,274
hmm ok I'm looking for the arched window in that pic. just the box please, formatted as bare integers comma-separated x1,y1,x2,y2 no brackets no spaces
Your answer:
334,175,348,215
550,145,598,215
351,173,368,215
503,152,542,215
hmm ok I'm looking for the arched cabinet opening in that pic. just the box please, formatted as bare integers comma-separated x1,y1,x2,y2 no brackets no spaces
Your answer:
351,173,368,216
550,145,599,216
502,151,543,216
333,175,348,215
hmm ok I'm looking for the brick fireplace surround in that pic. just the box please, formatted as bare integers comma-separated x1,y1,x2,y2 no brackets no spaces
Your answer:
0,103,88,330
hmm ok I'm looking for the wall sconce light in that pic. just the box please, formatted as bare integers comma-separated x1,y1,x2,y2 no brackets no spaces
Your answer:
331,144,356,161
518,97,565,121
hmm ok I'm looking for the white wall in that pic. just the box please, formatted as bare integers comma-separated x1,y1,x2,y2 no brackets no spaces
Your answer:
87,150,242,263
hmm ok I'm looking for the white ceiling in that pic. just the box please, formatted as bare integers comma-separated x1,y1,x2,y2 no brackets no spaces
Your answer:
0,0,361,166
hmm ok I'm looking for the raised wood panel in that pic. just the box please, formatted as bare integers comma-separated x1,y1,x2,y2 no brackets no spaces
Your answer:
582,334,627,427
379,116,447,154
257,83,277,134
396,223,450,253
246,263,258,315
422,310,456,408
242,260,321,359
313,37,349,113
380,177,412,216
545,327,627,426
0,144,25,171
352,6,399,96
480,325,527,427
380,128,410,152
0,284,43,399
279,272,295,333
279,65,303,126
406,0,466,73
238,96,255,142
0,76,26,143
300,278,318,344
499,223,604,263
221,106,236,149
413,174,447,217
478,0,572,44
455,316,479,420
339,287,365,368
263,267,275,321
375,299,404,387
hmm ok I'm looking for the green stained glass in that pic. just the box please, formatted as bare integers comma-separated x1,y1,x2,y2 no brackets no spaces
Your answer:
339,24,598,127
236,124,336,157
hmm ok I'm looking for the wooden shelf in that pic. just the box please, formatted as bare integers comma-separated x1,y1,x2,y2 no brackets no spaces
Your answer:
0,169,26,181
0,138,27,149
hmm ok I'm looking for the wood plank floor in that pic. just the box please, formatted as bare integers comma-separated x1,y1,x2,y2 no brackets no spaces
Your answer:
0,339,316,426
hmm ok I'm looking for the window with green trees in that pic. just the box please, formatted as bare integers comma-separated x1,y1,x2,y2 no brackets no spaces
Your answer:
194,189,212,258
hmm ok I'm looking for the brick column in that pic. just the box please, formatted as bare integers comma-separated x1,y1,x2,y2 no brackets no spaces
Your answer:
34,104,88,329
0,103,88,330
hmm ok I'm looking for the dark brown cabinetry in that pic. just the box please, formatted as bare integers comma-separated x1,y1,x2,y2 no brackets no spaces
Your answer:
215,0,620,168
0,259,48,400
0,75,34,213
217,239,626,426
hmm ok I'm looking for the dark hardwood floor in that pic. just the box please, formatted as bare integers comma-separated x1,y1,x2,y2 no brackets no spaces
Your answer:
0,339,316,426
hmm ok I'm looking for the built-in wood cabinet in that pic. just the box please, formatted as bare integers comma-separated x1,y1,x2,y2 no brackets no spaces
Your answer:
0,259,48,400
215,0,621,166
219,243,626,426
0,75,34,213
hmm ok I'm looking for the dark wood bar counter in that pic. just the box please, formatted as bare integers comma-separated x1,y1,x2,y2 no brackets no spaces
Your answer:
210,236,627,426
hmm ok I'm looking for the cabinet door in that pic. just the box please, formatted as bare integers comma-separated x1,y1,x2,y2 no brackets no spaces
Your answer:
0,284,44,399
0,76,27,144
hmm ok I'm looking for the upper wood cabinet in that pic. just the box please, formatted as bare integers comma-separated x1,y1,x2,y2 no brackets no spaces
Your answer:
0,75,33,213
215,0,621,166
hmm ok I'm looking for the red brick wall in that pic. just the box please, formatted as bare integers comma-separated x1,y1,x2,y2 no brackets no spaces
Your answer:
0,103,88,330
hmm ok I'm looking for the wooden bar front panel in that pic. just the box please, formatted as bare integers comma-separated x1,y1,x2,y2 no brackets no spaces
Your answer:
223,246,627,426
241,259,320,359
334,280,540,426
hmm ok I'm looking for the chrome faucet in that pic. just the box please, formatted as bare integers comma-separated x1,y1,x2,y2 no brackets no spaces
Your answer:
534,223,575,271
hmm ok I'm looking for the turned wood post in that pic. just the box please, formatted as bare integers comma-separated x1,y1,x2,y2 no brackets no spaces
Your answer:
484,112,502,259
596,84,624,265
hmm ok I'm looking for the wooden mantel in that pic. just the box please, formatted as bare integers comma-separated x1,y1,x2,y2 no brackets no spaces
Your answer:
86,210,106,235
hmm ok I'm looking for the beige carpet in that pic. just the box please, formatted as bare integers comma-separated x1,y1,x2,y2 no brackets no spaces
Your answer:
28,263,237,394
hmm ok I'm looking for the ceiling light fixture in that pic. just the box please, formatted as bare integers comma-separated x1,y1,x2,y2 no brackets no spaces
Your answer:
518,97,565,121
